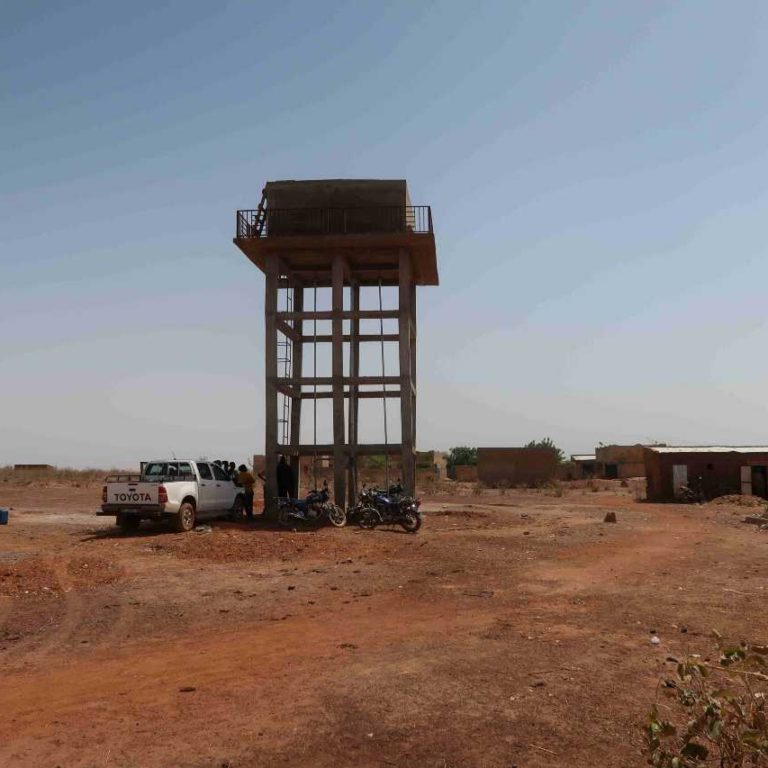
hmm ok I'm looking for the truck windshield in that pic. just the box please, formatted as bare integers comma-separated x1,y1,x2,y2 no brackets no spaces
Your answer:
141,462,194,481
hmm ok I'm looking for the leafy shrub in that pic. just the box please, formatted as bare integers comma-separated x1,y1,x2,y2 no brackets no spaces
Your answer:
446,447,478,471
544,480,564,497
525,437,565,464
646,633,768,767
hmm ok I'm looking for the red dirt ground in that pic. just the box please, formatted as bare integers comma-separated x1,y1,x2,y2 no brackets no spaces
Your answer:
0,480,765,767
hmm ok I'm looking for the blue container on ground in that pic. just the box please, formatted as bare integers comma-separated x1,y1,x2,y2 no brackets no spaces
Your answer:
0,508,8,525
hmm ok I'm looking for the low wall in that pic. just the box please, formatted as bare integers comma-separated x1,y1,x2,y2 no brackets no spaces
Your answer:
452,465,478,482
477,447,559,486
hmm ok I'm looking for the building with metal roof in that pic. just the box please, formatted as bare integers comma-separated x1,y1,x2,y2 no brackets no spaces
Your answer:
644,445,768,501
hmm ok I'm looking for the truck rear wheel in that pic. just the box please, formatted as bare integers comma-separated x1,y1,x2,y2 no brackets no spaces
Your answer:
117,513,140,533
175,502,196,533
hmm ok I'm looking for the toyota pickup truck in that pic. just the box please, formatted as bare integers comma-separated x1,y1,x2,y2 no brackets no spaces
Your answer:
99,460,245,533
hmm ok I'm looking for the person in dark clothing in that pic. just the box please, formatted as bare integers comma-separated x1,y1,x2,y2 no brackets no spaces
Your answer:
276,455,294,499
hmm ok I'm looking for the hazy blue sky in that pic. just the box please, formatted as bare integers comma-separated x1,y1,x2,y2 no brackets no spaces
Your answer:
3,0,768,468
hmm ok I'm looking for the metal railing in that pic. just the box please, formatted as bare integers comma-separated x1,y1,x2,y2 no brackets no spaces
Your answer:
236,205,432,239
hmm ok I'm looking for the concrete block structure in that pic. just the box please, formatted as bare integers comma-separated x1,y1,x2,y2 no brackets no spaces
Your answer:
595,444,646,479
416,450,447,479
569,454,597,478
453,465,479,482
13,464,54,471
477,447,559,486
645,445,768,501
235,179,437,513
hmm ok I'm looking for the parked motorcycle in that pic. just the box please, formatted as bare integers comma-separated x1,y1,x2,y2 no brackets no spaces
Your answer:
677,480,706,504
355,484,422,533
348,483,401,524
277,484,347,528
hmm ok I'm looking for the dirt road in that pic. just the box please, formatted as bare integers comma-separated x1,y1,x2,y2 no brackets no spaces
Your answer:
0,481,763,767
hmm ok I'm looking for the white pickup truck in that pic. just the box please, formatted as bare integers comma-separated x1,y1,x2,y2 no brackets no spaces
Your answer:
99,460,245,533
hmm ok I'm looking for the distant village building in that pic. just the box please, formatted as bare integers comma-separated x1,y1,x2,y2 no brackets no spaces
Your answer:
644,445,768,501
416,450,447,478
594,444,646,479
570,454,597,478
13,464,54,471
452,465,479,482
477,447,559,487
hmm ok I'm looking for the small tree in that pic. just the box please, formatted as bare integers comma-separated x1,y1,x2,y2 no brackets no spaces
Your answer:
446,446,478,470
525,437,565,464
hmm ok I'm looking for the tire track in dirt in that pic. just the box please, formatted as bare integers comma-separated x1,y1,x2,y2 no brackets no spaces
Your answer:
0,591,497,754
27,557,85,662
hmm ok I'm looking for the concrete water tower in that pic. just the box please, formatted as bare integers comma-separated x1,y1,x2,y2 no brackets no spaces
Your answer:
234,179,438,513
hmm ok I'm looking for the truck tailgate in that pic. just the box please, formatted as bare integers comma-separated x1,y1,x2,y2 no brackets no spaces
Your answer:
105,482,160,506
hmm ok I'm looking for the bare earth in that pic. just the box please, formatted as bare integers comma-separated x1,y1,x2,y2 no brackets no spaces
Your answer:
0,480,763,767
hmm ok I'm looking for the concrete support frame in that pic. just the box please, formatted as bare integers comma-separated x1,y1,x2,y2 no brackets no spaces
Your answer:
263,262,419,511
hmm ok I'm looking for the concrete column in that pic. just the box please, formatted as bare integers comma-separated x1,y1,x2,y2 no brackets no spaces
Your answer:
347,282,360,506
289,285,303,496
332,255,346,507
410,282,417,460
399,251,415,496
264,254,279,518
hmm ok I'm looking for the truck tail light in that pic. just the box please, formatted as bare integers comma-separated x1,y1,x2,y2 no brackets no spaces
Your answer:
158,485,168,504
102,486,107,503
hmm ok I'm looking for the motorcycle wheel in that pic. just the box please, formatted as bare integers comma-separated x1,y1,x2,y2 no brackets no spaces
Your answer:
358,507,379,530
327,505,347,527
400,512,422,533
277,507,294,529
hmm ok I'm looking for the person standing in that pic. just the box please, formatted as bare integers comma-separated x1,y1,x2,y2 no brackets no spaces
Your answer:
237,464,256,520
276,455,294,499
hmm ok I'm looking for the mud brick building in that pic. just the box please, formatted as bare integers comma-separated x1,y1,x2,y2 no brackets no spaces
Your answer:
13,464,54,471
477,447,559,486
594,444,646,479
644,445,768,501
569,454,597,478
452,464,479,482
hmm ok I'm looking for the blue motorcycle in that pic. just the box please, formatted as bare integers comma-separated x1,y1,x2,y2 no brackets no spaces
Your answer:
277,484,346,528
356,483,422,533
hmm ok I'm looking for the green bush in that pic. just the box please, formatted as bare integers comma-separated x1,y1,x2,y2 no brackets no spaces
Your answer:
646,633,768,767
